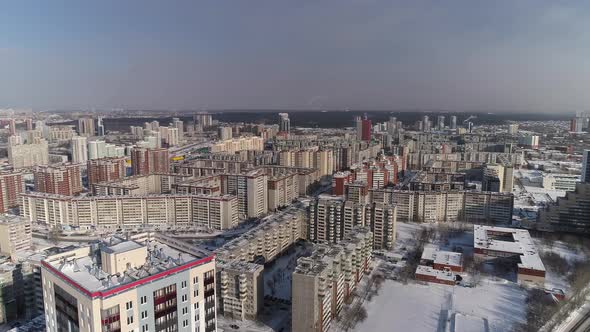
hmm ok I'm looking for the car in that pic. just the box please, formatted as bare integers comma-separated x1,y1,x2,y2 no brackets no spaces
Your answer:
230,324,240,329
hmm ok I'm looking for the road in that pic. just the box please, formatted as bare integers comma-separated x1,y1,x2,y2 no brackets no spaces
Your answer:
565,306,590,332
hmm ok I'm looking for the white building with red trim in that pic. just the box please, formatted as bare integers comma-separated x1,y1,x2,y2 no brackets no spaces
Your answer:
41,233,217,332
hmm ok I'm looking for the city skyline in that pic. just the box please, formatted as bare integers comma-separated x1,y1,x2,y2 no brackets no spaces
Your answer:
3,1,590,112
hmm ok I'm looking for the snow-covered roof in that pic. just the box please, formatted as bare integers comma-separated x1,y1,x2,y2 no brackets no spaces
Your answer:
474,225,545,272
415,265,455,282
421,244,462,268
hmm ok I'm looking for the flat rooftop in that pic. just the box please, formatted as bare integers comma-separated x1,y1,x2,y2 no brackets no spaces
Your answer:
421,245,462,267
415,265,455,282
42,234,213,297
0,214,29,224
474,225,545,272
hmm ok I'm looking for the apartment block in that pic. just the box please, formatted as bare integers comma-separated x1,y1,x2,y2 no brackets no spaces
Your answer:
214,206,305,320
0,260,38,324
408,171,465,191
131,148,170,175
217,261,264,320
33,163,83,196
292,227,373,332
309,196,396,250
71,136,88,163
0,171,25,213
268,171,299,211
483,163,514,193
0,215,32,259
77,117,95,137
537,182,590,233
210,136,264,154
87,157,127,185
369,189,513,224
332,171,353,196
92,173,190,196
220,171,268,219
215,206,306,263
20,192,239,230
7,136,49,169
41,233,217,332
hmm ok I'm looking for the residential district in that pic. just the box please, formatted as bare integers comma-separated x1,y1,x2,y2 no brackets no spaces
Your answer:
0,110,589,332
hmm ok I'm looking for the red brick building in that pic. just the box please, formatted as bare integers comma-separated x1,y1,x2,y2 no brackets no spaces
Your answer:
33,163,82,196
87,157,127,185
0,171,24,213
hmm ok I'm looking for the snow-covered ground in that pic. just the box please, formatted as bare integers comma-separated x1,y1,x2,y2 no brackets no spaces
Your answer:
354,278,527,332
533,238,588,293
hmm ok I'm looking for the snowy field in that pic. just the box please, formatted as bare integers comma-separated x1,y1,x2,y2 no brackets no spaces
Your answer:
354,278,527,332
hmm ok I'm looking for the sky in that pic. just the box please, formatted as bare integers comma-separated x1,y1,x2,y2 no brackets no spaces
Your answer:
2,1,590,112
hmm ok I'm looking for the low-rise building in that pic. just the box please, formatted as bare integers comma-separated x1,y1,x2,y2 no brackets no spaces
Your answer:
473,225,545,287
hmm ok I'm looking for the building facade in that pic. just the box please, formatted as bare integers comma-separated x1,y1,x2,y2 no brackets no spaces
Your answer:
309,196,396,250
292,227,373,332
33,163,83,196
131,148,170,176
87,157,127,185
0,171,24,213
21,193,239,230
41,233,217,332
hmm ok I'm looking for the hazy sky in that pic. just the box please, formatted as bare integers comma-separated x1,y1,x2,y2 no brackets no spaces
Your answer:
2,1,590,112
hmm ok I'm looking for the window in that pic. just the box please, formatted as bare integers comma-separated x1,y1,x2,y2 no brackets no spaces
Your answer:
182,294,188,302
142,324,149,332
141,310,148,319
127,316,134,324
183,320,189,327
181,281,187,288
140,296,147,304
126,301,133,310
193,276,198,284
193,288,198,297
182,307,188,315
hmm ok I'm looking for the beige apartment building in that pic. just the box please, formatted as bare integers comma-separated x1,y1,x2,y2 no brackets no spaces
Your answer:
217,261,264,320
41,233,218,332
268,171,299,211
7,136,49,169
210,136,264,154
214,205,306,321
220,170,268,219
292,227,373,332
369,189,513,223
20,192,239,230
309,196,396,250
0,215,32,259
215,207,306,263
92,173,191,196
